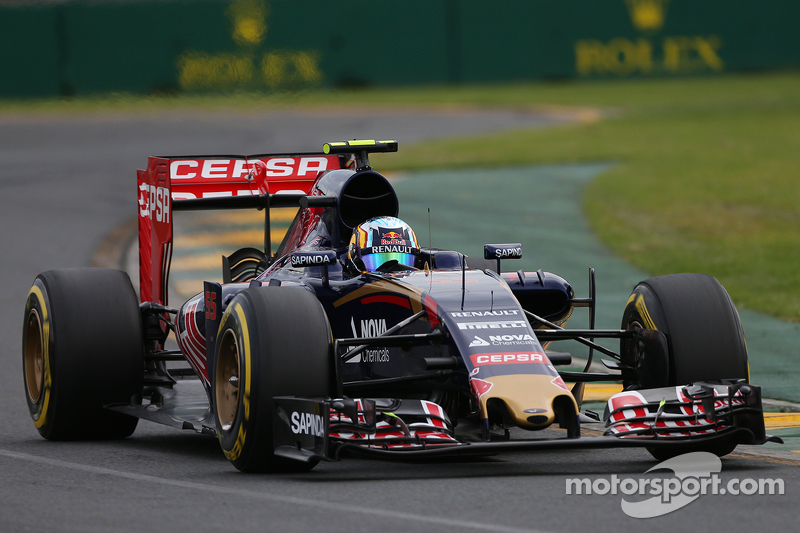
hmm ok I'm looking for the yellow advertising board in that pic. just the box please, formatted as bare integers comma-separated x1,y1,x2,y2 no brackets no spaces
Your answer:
575,0,724,77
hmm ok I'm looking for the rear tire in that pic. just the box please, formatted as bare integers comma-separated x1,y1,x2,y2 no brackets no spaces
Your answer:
620,273,749,460
23,268,143,440
212,287,333,473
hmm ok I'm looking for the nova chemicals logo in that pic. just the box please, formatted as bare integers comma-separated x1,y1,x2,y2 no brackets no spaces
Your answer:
566,452,784,518
346,318,390,363
489,334,535,346
469,336,490,347
466,332,535,347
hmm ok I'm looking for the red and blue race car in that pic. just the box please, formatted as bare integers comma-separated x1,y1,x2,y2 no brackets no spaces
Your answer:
22,140,780,471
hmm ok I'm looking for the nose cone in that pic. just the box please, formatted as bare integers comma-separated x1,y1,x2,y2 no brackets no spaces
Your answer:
472,374,579,429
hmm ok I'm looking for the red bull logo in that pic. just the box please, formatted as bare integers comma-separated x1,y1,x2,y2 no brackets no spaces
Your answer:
381,230,406,245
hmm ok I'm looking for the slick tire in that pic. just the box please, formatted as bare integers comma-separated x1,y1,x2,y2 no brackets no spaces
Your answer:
23,268,143,440
621,273,749,387
212,287,333,473
620,273,749,460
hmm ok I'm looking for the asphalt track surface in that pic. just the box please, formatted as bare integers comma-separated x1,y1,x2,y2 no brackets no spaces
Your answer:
1,109,797,532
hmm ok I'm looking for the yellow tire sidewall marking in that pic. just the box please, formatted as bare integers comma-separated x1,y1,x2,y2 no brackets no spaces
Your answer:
633,293,657,330
28,285,52,429
221,302,252,462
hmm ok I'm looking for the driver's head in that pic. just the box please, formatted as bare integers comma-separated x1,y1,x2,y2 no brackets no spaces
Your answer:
348,216,420,273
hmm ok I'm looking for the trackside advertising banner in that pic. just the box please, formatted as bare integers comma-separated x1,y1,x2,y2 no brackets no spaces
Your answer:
3,0,800,97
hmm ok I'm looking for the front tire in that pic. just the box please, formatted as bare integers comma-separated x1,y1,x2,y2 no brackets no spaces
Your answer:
621,273,749,388
212,287,333,473
23,268,143,440
620,273,749,460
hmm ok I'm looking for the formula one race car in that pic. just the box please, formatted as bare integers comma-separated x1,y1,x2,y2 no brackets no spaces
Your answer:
22,140,781,471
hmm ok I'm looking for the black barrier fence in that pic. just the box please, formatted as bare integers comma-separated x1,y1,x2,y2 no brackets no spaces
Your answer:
2,0,800,98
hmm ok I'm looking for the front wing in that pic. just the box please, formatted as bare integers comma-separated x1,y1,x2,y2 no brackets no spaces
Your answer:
272,381,781,463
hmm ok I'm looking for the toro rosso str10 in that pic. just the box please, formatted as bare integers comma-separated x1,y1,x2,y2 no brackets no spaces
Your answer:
23,140,781,471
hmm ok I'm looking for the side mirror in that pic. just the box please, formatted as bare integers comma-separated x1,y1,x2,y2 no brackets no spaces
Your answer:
291,251,338,288
484,243,522,273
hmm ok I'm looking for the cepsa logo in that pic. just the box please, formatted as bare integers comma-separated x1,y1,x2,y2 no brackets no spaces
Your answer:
470,352,546,366
169,157,330,181
138,182,170,223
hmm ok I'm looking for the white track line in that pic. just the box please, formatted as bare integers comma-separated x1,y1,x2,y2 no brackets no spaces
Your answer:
0,448,549,533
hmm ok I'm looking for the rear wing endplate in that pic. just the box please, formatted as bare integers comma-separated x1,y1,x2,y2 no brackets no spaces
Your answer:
137,152,349,304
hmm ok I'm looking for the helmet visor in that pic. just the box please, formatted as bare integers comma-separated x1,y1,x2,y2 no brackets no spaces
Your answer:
360,246,418,271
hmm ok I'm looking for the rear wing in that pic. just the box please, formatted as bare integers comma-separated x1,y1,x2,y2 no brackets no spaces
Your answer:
137,152,350,304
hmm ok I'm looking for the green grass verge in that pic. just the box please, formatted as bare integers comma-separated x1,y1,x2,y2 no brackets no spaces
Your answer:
4,72,800,321
415,75,800,322
378,73,800,322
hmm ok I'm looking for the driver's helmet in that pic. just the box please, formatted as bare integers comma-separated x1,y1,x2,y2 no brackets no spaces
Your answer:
348,216,420,272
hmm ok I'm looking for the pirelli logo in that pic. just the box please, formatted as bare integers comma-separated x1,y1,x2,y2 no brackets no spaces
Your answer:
457,320,527,330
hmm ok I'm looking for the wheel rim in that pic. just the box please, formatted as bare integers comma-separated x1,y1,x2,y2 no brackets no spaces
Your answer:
24,309,45,404
215,329,241,432
628,319,644,365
